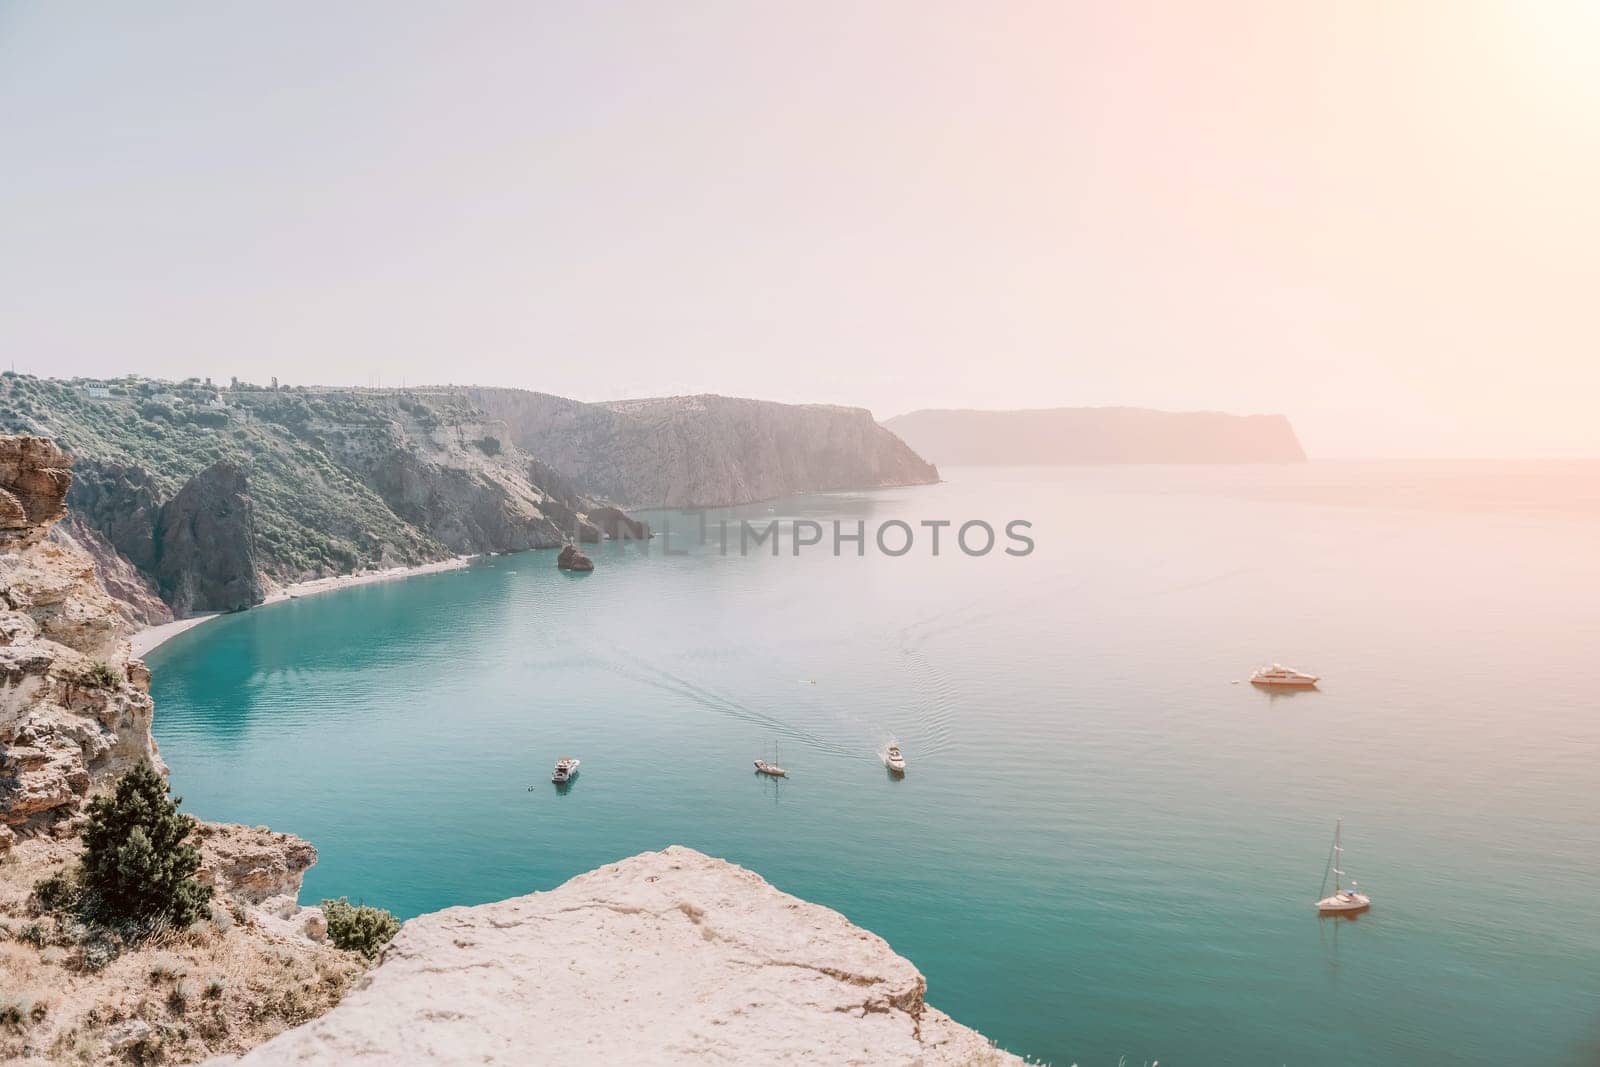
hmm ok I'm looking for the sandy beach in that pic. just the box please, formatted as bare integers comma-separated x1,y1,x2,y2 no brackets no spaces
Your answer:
131,556,474,658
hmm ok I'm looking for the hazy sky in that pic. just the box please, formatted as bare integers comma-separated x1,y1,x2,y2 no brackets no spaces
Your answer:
2,2,1596,457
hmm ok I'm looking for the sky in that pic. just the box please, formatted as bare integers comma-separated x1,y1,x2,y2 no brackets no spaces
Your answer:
2,1,1597,457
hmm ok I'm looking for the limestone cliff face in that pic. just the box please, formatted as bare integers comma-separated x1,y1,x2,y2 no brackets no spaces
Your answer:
8,380,650,619
886,405,1308,465
468,388,940,509
318,401,599,554
49,515,174,628
0,436,71,550
155,461,266,615
224,846,1020,1066
68,456,265,617
0,436,162,835
64,458,164,572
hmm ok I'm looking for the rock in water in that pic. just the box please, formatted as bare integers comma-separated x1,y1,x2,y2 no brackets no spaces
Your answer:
556,543,593,572
223,846,1021,1065
155,460,266,615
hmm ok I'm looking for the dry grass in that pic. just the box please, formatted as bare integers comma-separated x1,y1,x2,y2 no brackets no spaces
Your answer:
0,836,365,1065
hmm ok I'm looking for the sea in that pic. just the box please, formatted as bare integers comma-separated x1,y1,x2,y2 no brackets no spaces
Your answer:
146,462,1600,1065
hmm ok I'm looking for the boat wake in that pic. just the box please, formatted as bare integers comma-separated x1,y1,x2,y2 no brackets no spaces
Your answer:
598,648,863,759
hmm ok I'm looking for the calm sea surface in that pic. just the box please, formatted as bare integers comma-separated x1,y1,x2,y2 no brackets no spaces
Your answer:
148,463,1600,1065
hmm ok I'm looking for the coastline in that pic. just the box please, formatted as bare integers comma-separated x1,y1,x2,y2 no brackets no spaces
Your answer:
130,555,475,658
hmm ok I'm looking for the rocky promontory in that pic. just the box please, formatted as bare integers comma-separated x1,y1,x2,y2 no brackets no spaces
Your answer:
154,461,265,616
223,846,1020,1066
0,378,650,620
467,389,940,509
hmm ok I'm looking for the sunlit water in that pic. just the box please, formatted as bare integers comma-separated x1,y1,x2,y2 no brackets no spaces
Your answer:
148,463,1600,1065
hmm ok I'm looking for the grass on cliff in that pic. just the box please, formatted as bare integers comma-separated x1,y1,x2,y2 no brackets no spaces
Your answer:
2,840,364,1063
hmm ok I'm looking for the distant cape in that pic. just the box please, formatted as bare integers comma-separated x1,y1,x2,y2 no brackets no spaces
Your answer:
883,406,1306,465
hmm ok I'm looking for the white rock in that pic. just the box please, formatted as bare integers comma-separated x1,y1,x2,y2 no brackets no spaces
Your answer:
223,846,1020,1065
105,1018,154,1051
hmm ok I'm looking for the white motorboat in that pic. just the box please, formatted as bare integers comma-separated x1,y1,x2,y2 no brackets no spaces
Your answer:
1250,663,1319,688
1314,819,1370,913
884,744,906,774
551,757,580,784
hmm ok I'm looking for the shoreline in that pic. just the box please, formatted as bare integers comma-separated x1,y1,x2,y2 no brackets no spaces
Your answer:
131,555,474,658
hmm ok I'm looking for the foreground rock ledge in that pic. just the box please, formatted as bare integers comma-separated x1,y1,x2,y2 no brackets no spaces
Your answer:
218,846,1021,1066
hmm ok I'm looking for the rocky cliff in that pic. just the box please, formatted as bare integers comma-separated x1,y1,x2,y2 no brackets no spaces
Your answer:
154,461,265,616
468,388,940,509
49,517,173,628
0,436,71,550
0,436,163,837
0,434,363,1065
886,406,1308,465
223,846,1019,1066
0,378,646,618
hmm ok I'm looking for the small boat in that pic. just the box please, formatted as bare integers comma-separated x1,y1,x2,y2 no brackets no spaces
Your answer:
754,739,788,777
885,744,906,774
551,757,581,784
1314,819,1370,913
1250,663,1319,688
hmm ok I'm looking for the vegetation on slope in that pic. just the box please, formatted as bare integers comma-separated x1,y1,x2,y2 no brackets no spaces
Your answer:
319,899,401,960
0,373,446,580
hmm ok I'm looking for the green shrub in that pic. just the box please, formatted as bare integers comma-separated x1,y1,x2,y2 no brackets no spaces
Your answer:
185,408,229,428
0,993,41,1027
148,954,187,982
79,763,212,928
477,436,502,456
31,870,78,914
74,661,120,690
320,898,400,959
76,935,120,973
168,979,196,1014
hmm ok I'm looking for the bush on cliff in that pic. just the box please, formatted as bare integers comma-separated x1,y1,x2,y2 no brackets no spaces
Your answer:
78,763,212,929
70,660,120,690
320,898,400,959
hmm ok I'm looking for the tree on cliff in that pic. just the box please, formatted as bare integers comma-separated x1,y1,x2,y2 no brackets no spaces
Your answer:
79,762,212,927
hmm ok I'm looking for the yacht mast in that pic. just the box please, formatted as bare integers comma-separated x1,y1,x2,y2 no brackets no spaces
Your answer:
1331,818,1345,893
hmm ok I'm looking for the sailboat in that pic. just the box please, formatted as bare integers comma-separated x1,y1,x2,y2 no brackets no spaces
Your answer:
1314,818,1371,913
754,741,787,777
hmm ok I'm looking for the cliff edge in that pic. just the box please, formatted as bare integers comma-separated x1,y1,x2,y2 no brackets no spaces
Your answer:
0,436,163,835
223,846,1020,1066
468,389,940,509
1,434,363,1064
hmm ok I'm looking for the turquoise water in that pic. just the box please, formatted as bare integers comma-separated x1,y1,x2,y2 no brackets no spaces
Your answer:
148,464,1600,1065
